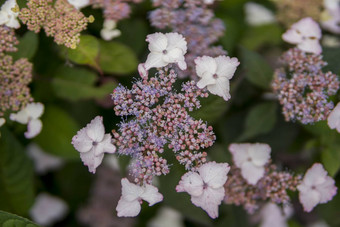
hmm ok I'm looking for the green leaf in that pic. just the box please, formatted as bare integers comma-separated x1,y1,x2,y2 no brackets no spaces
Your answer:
238,102,277,141
240,47,274,89
10,31,39,61
0,127,35,215
0,210,40,227
323,47,340,74
65,35,100,69
321,147,340,177
34,105,80,160
98,40,138,74
220,16,245,53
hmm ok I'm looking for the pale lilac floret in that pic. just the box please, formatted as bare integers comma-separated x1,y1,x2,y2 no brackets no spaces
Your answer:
0,0,20,29
297,163,337,212
327,102,340,133
144,32,188,71
229,143,271,185
282,17,322,54
176,161,230,219
71,116,116,173
116,178,163,217
194,55,239,101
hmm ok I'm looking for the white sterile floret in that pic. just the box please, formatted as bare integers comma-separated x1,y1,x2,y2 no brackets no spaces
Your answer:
30,193,68,226
144,32,187,71
327,102,340,132
229,143,271,185
321,0,340,34
297,163,337,212
116,178,163,217
67,0,90,10
72,116,116,173
176,161,230,219
0,118,5,127
259,203,292,227
27,143,64,174
100,19,121,41
244,2,275,26
0,0,20,29
10,102,44,139
148,207,184,227
194,55,239,101
282,17,322,54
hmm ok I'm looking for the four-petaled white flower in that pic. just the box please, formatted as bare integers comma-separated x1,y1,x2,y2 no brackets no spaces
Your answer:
282,17,322,54
297,163,337,212
327,102,340,132
0,0,20,29
229,143,271,185
72,116,116,173
259,203,292,227
176,161,230,219
30,193,68,226
244,2,276,26
194,55,239,101
321,0,340,34
10,102,44,139
144,32,187,71
100,19,121,41
116,178,163,217
67,0,90,10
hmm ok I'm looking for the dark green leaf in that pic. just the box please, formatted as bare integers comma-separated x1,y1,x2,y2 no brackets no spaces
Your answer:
321,147,340,177
0,127,35,215
0,210,40,227
10,31,39,61
323,47,340,74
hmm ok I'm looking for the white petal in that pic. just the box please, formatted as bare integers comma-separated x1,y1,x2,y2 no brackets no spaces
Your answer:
190,187,225,219
148,207,184,227
177,59,187,70
116,198,141,217
140,184,163,206
5,16,20,29
163,48,183,63
292,17,321,40
72,128,93,153
25,119,42,139
100,28,121,41
194,56,217,78
93,134,116,156
229,143,250,168
147,32,168,52
297,39,322,54
248,143,271,167
207,76,231,101
0,11,8,25
282,29,303,44
316,176,337,203
0,118,5,127
196,72,216,89
176,172,204,197
244,2,276,26
165,32,187,54
145,52,168,70
85,116,105,142
67,0,90,9
1,0,18,15
241,161,265,185
260,203,288,227
103,19,117,30
10,109,29,124
298,188,321,212
138,63,148,78
80,150,104,173
25,102,44,119
327,102,340,132
302,163,328,186
215,56,240,79
121,178,143,202
198,162,230,189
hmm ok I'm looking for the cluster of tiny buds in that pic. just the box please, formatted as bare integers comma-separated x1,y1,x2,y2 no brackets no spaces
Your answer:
0,26,19,53
176,150,207,170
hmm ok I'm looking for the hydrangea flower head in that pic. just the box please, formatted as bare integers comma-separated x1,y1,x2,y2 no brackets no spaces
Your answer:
0,0,20,29
176,161,230,219
67,0,90,9
282,17,322,54
195,55,239,101
229,143,271,185
145,32,187,71
10,102,44,139
297,163,337,212
72,116,116,173
327,102,340,132
116,178,163,217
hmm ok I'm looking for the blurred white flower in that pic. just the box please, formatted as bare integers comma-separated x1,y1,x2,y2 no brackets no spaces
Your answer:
322,35,340,47
10,102,44,139
100,19,121,41
145,32,187,71
72,116,116,173
321,0,340,34
0,118,5,127
0,0,20,29
229,143,271,185
30,193,68,226
148,207,184,227
67,0,90,9
297,163,337,212
103,154,120,171
282,17,322,54
244,2,275,26
259,203,292,227
203,0,215,4
176,161,230,219
27,143,64,174
116,178,163,217
195,55,239,101
327,102,340,132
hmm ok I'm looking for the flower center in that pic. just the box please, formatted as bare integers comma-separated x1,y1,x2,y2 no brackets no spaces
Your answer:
213,74,218,79
92,141,98,146
203,182,208,190
162,49,168,54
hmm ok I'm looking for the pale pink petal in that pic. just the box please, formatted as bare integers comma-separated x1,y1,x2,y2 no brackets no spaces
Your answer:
316,176,337,203
72,128,93,153
165,32,187,53
207,76,231,101
9,109,29,124
0,118,5,127
6,16,20,29
303,163,328,186
147,32,168,53
140,184,163,206
145,52,167,70
85,116,105,142
241,161,265,185
94,134,116,156
190,187,225,219
121,178,143,202
67,0,90,9
176,172,204,197
292,17,321,40
298,188,321,212
177,60,187,70
248,143,271,167
229,143,250,167
196,72,216,89
198,162,230,189
138,63,148,79
163,48,183,63
25,119,43,139
215,56,240,79
297,39,322,54
260,203,288,227
194,56,217,78
79,151,104,173
327,102,340,132
25,103,44,119
116,198,141,217
282,29,303,44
